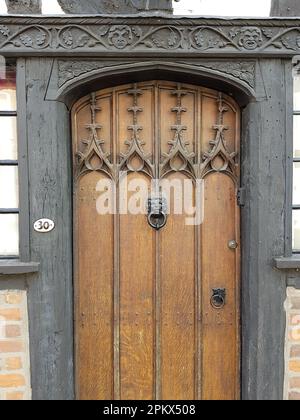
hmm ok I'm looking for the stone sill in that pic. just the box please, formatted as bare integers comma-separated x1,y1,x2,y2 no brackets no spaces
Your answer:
0,260,40,276
274,256,300,270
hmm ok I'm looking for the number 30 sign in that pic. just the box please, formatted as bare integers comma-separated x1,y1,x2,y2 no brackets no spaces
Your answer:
34,219,55,233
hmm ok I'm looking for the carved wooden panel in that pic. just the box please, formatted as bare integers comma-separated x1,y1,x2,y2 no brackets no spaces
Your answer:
73,81,240,400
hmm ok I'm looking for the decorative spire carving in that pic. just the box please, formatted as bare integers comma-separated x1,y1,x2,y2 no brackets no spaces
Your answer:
201,93,238,181
76,93,113,179
161,83,195,178
119,83,153,177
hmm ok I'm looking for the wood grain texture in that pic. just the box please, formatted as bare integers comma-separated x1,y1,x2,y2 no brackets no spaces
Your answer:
160,173,196,400
75,172,114,400
25,58,74,400
73,81,240,400
201,174,240,400
120,174,155,400
241,60,288,400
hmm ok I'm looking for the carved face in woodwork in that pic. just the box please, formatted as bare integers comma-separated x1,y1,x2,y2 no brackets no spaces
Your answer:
238,27,263,50
108,26,133,49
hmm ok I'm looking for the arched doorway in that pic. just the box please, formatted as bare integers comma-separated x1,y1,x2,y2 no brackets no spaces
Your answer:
72,80,240,400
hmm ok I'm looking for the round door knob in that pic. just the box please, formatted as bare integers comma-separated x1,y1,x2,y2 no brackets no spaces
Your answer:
228,240,238,249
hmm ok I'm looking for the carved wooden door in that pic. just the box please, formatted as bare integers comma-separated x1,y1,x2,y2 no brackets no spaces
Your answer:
72,81,240,400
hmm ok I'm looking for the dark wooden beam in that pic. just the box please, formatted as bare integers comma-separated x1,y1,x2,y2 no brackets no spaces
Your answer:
57,0,174,14
6,0,42,14
270,0,300,16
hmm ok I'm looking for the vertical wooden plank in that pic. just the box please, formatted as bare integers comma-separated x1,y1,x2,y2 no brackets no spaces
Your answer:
16,58,30,262
241,59,287,400
26,58,74,400
196,89,202,401
160,173,196,400
113,89,121,400
119,173,155,400
154,83,161,400
201,173,239,400
75,173,114,400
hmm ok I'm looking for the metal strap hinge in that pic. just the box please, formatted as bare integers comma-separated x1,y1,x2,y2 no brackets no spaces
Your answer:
237,187,246,207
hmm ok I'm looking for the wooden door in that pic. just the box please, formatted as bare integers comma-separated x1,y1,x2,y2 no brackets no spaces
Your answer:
72,81,240,400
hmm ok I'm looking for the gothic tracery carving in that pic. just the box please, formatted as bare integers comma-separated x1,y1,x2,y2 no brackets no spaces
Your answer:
119,83,154,177
201,93,238,181
161,84,195,178
76,93,113,179
75,86,239,183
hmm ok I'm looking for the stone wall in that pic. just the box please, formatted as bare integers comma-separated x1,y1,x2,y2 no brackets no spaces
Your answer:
0,290,31,400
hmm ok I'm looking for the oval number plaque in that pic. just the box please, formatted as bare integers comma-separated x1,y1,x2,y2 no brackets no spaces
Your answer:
34,219,55,233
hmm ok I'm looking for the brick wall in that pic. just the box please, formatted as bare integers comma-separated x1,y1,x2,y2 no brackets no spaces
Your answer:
284,287,300,400
0,290,31,400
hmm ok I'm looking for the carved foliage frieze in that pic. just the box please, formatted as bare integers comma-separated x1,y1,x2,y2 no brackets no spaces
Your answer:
1,18,300,55
57,59,256,93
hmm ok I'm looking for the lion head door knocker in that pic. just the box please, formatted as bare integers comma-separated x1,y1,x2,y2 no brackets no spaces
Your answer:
147,195,168,231
211,288,226,310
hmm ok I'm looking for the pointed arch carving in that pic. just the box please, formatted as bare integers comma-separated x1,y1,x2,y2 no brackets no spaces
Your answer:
201,93,238,183
119,83,154,178
73,82,240,185
75,92,113,179
161,83,196,179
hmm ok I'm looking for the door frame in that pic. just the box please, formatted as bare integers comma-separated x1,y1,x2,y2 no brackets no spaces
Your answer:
49,59,287,400
6,14,293,398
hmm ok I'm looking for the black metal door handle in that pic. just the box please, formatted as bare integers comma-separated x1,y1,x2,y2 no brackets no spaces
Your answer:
211,288,226,309
147,196,168,231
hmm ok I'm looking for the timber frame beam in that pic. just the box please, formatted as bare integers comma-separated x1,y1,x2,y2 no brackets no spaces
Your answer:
1,15,300,57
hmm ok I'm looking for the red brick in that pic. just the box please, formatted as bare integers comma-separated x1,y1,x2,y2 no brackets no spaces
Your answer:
5,325,21,338
0,309,21,321
289,392,300,400
291,345,300,358
289,315,300,341
0,374,25,388
289,360,300,373
5,357,22,370
6,391,24,400
5,294,22,305
290,377,300,389
0,341,23,353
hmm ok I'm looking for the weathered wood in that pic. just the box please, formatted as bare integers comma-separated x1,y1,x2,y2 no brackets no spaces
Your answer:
1,16,300,57
0,261,39,275
58,0,174,14
274,256,300,269
73,81,240,400
17,59,31,262
270,0,300,16
25,58,74,400
6,0,41,14
241,59,288,400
